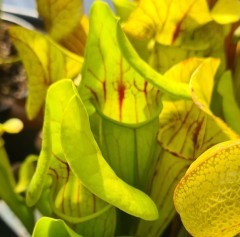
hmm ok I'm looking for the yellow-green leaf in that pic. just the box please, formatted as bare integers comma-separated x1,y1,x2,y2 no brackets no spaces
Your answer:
9,26,83,120
0,140,34,233
15,155,38,193
26,80,116,234
123,0,211,45
117,19,192,99
113,0,137,21
36,0,83,41
60,80,158,220
160,57,238,157
136,151,192,237
233,42,240,106
79,2,162,192
96,114,161,191
174,140,240,237
32,217,83,237
189,58,239,139
211,0,240,24
60,15,88,56
79,1,161,123
136,58,239,236
27,79,158,223
218,71,240,134
147,22,226,74
190,57,220,110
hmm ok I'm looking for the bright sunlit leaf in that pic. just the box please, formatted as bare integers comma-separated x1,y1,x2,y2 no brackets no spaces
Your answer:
32,217,83,237
190,58,220,110
146,21,226,75
79,2,162,191
112,0,137,21
211,0,240,24
136,151,192,237
36,0,83,41
79,1,161,124
26,79,158,222
136,57,239,236
5,0,240,236
117,18,192,99
37,0,88,56
9,26,83,120
123,0,212,45
190,58,239,139
95,113,161,191
60,80,158,220
26,80,116,237
174,140,240,237
60,15,89,56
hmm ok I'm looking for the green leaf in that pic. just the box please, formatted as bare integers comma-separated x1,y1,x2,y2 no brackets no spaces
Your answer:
79,2,162,194
79,1,161,124
211,0,240,24
15,155,38,193
95,113,161,191
26,81,116,237
112,0,137,21
159,57,237,160
147,22,226,74
190,58,219,110
35,183,53,218
117,18,192,99
0,138,15,189
34,208,116,237
37,0,88,56
74,207,116,237
0,139,34,233
136,152,192,237
233,42,240,106
9,26,83,120
136,57,239,236
36,0,83,41
174,140,240,237
218,71,240,134
32,217,83,237
190,58,238,139
148,43,194,74
27,79,158,223
60,15,89,56
123,0,211,45
60,80,158,220
177,226,191,237
176,21,224,50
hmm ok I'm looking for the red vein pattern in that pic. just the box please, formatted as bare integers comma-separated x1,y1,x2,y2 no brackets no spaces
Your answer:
81,15,161,124
47,152,108,220
136,97,232,236
158,100,231,160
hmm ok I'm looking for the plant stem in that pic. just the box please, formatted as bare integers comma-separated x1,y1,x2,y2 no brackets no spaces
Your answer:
0,140,35,233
